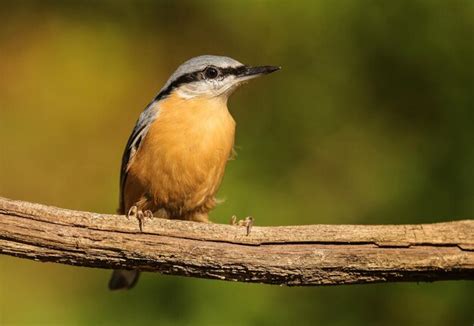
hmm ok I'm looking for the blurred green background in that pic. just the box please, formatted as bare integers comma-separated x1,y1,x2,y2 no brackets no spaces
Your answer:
1,0,473,325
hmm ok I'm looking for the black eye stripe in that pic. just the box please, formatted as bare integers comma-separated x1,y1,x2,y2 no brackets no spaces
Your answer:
201,65,247,78
220,65,247,76
154,65,247,100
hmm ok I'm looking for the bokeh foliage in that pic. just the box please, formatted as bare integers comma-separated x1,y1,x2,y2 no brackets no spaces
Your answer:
0,1,473,325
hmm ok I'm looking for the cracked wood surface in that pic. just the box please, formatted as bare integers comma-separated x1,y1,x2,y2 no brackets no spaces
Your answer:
0,196,473,285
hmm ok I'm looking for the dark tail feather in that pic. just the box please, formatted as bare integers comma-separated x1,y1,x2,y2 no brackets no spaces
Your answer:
108,270,140,290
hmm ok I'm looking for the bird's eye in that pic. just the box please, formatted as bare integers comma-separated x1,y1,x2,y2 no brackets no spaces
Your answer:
204,67,219,79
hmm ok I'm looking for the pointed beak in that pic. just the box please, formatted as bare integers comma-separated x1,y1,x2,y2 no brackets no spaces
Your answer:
236,65,281,82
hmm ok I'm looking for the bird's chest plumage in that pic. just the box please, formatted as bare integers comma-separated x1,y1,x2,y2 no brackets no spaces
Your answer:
127,94,235,215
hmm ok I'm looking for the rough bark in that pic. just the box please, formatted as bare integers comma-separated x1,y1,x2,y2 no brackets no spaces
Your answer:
0,196,473,285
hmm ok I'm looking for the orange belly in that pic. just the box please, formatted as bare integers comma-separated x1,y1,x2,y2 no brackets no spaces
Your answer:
124,92,235,219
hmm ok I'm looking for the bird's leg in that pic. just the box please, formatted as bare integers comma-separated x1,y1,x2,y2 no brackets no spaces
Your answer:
127,205,153,232
230,215,254,236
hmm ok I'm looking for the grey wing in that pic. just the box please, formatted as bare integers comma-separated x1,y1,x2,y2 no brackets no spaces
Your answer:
119,100,160,213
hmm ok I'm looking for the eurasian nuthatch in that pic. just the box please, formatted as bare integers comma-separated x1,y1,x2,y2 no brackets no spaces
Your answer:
109,55,279,290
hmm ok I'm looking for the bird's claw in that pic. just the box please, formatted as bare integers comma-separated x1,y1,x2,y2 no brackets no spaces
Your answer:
144,210,153,218
127,206,138,220
127,206,153,231
230,215,254,236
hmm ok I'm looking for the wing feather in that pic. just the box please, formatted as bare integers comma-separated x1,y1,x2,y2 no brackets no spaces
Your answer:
119,101,160,213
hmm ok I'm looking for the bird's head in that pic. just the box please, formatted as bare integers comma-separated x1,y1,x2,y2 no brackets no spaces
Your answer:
156,55,280,101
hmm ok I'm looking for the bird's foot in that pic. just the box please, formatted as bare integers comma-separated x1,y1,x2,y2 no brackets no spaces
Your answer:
230,215,254,236
127,206,153,231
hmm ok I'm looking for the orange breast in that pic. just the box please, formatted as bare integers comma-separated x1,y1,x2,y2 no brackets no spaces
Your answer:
125,92,235,216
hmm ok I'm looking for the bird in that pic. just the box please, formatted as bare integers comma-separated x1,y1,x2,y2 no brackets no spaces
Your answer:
108,55,280,290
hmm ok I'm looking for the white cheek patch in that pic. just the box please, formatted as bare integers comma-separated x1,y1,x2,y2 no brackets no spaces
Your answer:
176,81,208,99
176,76,239,99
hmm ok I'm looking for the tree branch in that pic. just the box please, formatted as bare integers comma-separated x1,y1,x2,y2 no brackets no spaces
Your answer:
0,196,473,285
